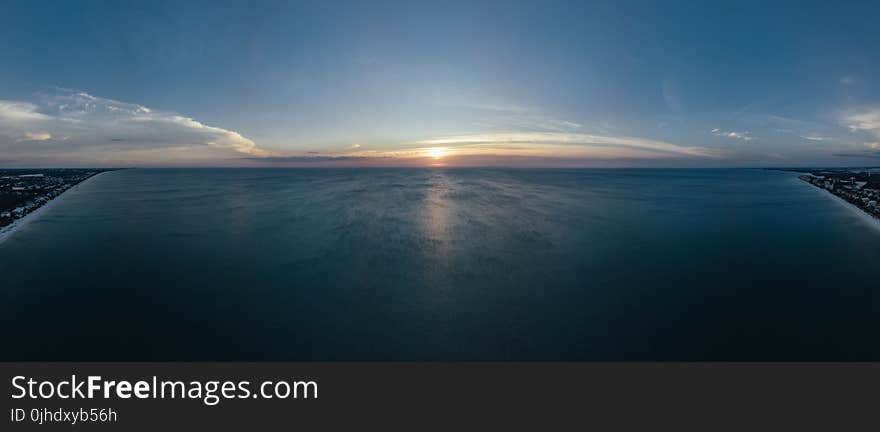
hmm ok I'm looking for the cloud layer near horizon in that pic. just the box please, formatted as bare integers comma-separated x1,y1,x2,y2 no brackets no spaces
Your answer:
240,131,719,167
839,108,880,159
0,90,269,166
414,132,719,158
1,90,724,167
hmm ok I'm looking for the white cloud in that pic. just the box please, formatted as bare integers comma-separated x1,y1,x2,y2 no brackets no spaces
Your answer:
494,117,585,133
444,98,588,134
835,109,880,157
840,76,857,86
18,132,52,141
711,128,753,141
471,111,587,134
800,135,828,141
415,132,719,158
842,108,880,134
0,89,270,165
0,101,51,122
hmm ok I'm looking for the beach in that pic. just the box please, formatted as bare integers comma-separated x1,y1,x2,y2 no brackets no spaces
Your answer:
800,176,880,232
0,171,107,245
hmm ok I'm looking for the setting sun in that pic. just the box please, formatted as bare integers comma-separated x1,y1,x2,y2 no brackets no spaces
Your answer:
427,147,447,159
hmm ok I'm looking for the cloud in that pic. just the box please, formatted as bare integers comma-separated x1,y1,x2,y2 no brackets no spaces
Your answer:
840,108,880,149
825,109,880,161
840,76,858,86
348,144,361,149
245,155,378,163
447,99,588,134
415,132,718,158
477,117,585,133
711,128,753,141
0,89,270,165
800,135,829,141
0,101,51,122
242,131,718,167
18,132,52,141
842,108,880,135
462,103,537,114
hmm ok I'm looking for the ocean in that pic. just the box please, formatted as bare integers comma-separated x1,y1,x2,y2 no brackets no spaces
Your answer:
1,168,879,360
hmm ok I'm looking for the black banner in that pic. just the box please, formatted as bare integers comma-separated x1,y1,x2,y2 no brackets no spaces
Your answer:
2,363,879,430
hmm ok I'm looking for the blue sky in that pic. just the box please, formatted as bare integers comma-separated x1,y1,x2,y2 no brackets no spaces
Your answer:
2,0,880,167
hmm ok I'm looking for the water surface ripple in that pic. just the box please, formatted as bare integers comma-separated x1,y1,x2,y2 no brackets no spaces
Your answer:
2,168,879,360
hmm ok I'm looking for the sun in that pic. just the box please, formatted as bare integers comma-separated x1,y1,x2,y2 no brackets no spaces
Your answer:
427,147,447,159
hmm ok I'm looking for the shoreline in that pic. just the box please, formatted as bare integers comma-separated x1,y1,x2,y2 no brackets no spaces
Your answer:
799,178,880,232
0,171,109,245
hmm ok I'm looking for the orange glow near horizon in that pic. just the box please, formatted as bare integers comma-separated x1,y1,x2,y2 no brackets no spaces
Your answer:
267,133,721,168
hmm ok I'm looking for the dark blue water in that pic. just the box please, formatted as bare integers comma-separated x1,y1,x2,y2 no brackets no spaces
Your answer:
1,168,879,360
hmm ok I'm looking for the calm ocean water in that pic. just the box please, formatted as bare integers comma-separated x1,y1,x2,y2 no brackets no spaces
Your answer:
1,168,879,360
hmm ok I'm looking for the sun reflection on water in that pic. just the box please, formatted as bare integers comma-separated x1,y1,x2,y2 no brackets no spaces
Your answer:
422,171,451,260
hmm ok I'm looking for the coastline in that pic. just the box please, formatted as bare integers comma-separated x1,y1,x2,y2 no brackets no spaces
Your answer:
799,178,880,232
0,171,109,245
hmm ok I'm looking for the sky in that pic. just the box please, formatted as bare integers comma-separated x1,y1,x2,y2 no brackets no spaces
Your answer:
2,0,880,167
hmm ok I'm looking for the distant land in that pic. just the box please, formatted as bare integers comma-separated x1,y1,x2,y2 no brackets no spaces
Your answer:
771,167,880,221
0,168,119,230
